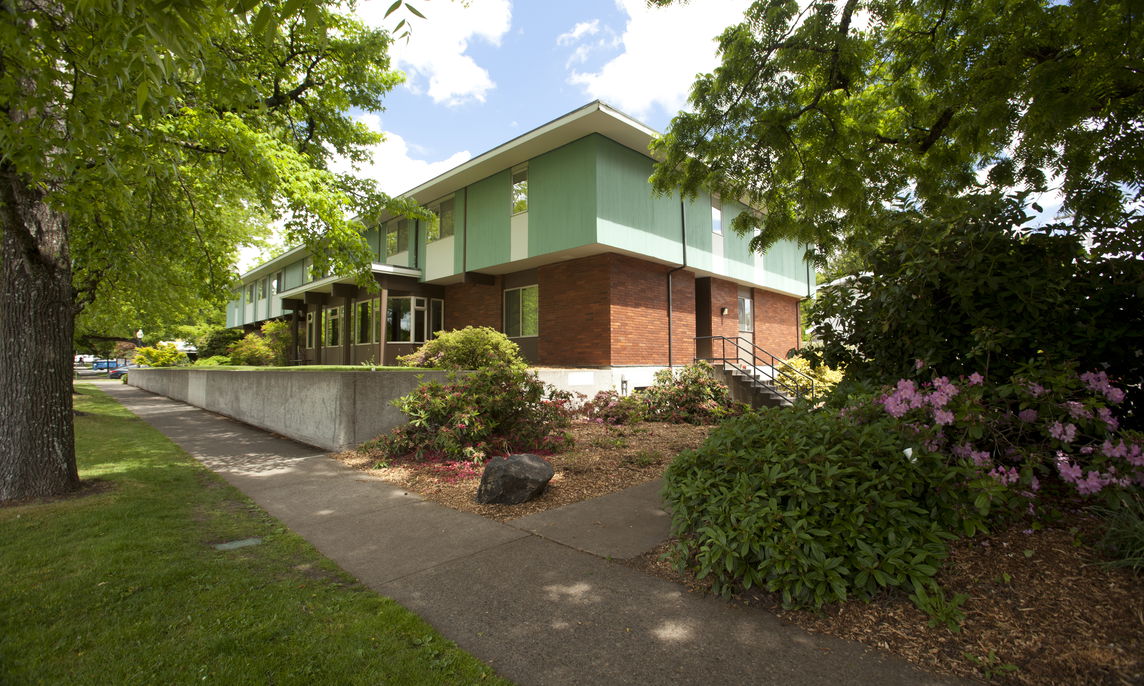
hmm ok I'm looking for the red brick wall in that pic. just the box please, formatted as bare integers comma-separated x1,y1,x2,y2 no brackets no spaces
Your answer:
607,256,696,366
537,255,612,366
754,288,801,358
708,278,741,342
443,279,502,331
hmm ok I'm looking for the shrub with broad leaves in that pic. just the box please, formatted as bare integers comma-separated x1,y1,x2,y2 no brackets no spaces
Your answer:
397,326,524,370
369,363,574,462
134,342,187,367
227,320,289,366
642,361,734,424
582,390,647,425
664,407,993,609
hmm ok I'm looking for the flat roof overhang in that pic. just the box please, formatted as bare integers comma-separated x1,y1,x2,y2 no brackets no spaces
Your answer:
276,263,422,298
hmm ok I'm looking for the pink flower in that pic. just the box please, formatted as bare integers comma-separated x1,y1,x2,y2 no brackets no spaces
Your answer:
967,372,984,386
1018,408,1038,423
915,359,925,370
1049,421,1076,443
933,409,955,426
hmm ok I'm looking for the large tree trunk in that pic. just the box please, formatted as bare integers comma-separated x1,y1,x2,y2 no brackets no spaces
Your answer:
0,163,78,502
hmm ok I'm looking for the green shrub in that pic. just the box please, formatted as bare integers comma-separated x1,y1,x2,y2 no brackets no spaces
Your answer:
192,355,231,367
134,342,187,367
371,364,574,461
583,390,647,425
199,327,245,358
643,361,733,424
227,321,289,366
1096,492,1144,572
663,407,993,608
396,326,524,370
776,355,844,402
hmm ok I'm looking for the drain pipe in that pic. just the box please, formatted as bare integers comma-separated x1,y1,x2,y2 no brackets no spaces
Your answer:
667,198,689,369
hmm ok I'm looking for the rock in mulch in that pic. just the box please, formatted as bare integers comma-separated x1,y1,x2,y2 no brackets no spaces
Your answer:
475,454,554,505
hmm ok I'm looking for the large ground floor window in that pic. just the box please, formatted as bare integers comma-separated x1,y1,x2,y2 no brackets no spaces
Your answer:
504,285,538,338
386,296,444,343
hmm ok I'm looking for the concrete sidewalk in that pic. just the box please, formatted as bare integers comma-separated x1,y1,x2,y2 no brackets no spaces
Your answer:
97,381,965,686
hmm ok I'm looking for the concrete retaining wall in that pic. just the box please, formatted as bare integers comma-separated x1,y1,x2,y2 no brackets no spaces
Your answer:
129,369,448,451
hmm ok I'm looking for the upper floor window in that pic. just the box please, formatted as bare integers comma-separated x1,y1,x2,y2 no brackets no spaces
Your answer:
259,278,268,300
711,196,722,236
511,166,528,215
504,285,538,338
386,219,409,258
246,283,256,304
302,256,314,282
427,197,455,242
272,271,283,295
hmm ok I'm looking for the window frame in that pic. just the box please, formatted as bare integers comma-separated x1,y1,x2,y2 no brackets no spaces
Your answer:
503,285,539,338
324,305,343,347
385,296,431,344
386,219,409,259
738,294,754,332
305,312,316,348
353,298,377,345
426,196,455,243
711,195,723,236
511,165,528,215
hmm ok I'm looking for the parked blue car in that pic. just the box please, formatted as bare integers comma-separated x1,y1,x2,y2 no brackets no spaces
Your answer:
92,360,119,370
108,366,131,379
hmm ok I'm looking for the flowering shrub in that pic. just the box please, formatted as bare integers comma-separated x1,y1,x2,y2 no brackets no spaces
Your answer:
642,362,735,424
396,326,524,370
369,363,574,462
856,362,1143,506
775,355,844,402
582,390,647,425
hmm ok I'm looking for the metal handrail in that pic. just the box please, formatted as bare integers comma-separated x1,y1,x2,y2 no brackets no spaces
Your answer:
695,335,815,402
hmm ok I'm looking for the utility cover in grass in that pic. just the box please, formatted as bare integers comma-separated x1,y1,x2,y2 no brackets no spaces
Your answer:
476,454,554,505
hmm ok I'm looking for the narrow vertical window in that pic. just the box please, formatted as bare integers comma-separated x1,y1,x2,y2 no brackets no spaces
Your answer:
386,297,412,343
738,295,754,332
511,167,528,215
504,285,538,337
712,196,722,236
430,299,444,339
302,257,313,282
306,312,315,348
355,300,373,344
272,271,283,294
325,306,342,347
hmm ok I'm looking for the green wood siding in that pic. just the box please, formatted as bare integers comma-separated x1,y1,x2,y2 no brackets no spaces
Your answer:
465,170,512,271
762,238,812,296
683,194,713,272
454,189,467,272
594,136,684,263
722,200,756,281
529,136,598,256
363,226,382,261
282,259,305,291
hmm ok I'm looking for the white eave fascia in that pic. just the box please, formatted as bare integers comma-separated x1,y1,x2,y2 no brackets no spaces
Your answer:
276,262,421,299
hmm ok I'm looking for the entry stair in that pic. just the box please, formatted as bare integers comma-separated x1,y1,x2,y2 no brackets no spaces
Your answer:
695,336,815,408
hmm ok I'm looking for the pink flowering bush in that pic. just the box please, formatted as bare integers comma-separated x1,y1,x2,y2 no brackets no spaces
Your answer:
641,361,737,424
853,362,1143,507
367,363,575,463
582,390,647,425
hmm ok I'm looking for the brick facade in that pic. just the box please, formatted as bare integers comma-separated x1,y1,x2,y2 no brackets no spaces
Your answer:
537,255,612,366
608,255,696,366
443,279,502,331
754,288,801,358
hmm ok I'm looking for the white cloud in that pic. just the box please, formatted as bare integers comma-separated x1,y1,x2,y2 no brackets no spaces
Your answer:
356,0,512,107
332,114,471,196
564,0,753,119
557,20,600,46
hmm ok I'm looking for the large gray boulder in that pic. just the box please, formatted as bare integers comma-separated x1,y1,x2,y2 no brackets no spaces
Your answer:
476,454,554,505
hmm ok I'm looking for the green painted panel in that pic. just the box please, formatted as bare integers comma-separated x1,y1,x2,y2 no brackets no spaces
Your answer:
465,170,511,271
282,259,305,291
363,226,381,261
683,194,712,271
529,136,598,256
722,200,756,273
762,238,813,297
594,137,684,263
453,189,467,272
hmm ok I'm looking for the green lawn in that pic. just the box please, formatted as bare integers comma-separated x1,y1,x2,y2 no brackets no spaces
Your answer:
0,385,506,685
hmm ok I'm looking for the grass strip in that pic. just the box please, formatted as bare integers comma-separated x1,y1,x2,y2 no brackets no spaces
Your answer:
0,384,507,685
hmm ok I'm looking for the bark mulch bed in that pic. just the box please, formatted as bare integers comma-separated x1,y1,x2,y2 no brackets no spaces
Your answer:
334,420,1143,685
332,420,711,522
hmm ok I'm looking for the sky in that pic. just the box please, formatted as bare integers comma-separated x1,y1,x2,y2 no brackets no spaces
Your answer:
339,0,754,195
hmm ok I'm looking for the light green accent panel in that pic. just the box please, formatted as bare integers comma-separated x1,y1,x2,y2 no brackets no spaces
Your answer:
453,189,466,272
226,296,241,328
594,136,684,263
762,238,813,297
721,200,756,281
363,227,381,261
683,194,713,272
415,218,426,280
282,259,305,291
529,136,598,256
466,170,512,271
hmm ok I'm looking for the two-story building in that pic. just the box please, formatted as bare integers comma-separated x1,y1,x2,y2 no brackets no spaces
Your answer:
227,101,814,388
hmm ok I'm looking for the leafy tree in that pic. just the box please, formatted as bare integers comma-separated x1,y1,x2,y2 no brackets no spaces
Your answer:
650,0,1143,259
805,195,1144,422
228,321,290,366
134,343,189,368
199,327,248,359
0,1,410,501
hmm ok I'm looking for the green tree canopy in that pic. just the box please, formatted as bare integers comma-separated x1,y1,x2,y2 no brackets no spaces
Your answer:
650,0,1143,260
0,0,412,500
